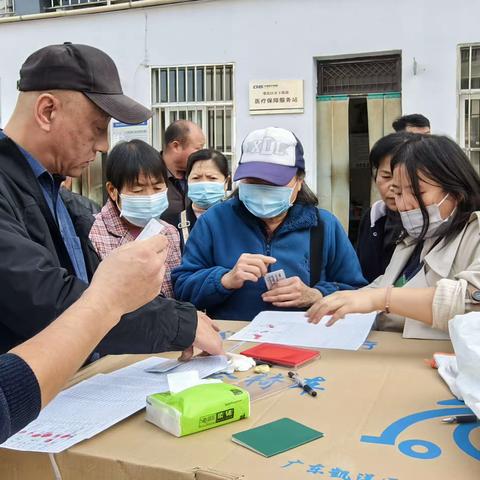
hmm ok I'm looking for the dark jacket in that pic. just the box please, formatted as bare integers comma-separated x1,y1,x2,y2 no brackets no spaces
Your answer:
356,200,404,283
0,136,197,355
159,152,192,232
61,188,100,215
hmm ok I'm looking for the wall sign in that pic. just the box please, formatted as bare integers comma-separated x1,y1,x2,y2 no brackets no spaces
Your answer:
249,80,304,115
110,121,149,149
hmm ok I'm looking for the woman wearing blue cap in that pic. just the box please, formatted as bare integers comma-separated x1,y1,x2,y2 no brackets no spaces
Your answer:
172,127,367,321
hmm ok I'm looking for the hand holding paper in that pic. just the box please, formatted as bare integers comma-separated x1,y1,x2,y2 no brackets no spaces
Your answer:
262,276,322,308
221,253,276,290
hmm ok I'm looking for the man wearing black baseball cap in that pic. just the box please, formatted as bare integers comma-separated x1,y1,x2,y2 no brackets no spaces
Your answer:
0,43,222,359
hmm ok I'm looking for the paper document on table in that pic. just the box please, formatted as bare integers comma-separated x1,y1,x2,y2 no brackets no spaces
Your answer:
403,318,450,340
229,311,376,351
145,354,228,376
1,355,227,454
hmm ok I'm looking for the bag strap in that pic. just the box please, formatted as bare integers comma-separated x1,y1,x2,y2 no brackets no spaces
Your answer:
178,209,191,246
309,211,324,287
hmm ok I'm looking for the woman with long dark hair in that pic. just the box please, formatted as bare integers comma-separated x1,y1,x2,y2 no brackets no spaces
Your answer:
307,133,480,333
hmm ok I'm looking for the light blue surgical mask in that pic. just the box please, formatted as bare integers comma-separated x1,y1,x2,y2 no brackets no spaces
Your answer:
188,181,225,209
239,182,295,219
119,190,169,227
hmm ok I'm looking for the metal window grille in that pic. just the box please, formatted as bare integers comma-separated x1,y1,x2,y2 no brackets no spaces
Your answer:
318,55,401,95
49,0,135,10
458,45,480,172
151,64,235,169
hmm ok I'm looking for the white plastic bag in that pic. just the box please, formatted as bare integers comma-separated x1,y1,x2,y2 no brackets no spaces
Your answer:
448,312,480,418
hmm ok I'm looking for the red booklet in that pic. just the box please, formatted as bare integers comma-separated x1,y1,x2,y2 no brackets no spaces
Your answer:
241,344,320,368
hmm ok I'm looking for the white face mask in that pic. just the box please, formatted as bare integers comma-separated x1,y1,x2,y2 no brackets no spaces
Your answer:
399,193,453,239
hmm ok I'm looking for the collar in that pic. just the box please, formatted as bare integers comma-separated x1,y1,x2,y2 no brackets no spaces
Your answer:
160,151,185,181
370,200,387,227
100,198,130,238
0,130,65,185
423,211,480,277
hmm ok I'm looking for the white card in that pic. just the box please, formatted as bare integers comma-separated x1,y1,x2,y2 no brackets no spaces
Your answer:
135,218,165,241
264,269,286,290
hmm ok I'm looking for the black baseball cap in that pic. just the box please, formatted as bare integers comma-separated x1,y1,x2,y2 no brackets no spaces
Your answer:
18,42,151,125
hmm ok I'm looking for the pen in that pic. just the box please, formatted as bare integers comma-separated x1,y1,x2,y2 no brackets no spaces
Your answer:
288,371,317,397
441,414,478,424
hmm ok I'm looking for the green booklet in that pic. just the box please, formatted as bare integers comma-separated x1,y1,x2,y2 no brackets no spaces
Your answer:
231,417,324,457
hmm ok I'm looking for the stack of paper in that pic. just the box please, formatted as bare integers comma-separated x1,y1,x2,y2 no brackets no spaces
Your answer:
229,311,376,350
1,355,228,453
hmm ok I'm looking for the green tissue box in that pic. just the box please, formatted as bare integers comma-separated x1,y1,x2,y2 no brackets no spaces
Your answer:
146,383,250,437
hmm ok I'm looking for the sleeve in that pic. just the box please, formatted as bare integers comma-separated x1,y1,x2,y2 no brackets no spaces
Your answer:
0,353,41,443
0,191,197,355
431,225,480,331
172,214,235,310
432,279,468,331
160,225,182,298
313,211,368,296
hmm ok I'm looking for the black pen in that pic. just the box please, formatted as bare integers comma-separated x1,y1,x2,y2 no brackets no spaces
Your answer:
288,371,317,397
441,414,478,424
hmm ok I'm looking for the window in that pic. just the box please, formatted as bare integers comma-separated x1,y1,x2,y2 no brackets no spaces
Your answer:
318,55,401,95
459,45,480,172
151,64,235,169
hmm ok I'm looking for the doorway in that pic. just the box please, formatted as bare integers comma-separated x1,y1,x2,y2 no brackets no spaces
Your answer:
348,97,370,242
316,54,402,243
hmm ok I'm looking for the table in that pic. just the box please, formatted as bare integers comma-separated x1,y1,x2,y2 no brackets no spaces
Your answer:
1,321,479,480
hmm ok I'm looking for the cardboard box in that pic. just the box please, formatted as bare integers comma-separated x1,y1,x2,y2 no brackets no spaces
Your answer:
1,321,478,479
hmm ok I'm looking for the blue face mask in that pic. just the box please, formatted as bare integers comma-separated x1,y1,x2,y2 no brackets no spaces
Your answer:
119,190,169,227
239,182,294,219
188,182,225,209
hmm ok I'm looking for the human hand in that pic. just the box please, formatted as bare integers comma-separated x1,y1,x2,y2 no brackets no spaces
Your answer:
262,276,322,308
178,312,224,361
85,235,168,320
221,253,276,290
306,288,384,326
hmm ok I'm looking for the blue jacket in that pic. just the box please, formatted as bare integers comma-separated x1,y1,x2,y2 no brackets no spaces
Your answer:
172,198,367,320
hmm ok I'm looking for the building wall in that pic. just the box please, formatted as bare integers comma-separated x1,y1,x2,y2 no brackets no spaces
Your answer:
0,0,479,187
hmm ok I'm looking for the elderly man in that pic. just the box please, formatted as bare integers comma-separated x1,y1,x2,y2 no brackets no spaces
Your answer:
160,120,205,243
0,236,184,443
0,42,221,358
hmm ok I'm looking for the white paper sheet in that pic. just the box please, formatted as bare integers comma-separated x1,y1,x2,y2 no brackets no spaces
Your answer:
135,218,165,241
403,318,450,340
145,354,228,376
229,311,376,350
1,355,228,454
166,370,221,394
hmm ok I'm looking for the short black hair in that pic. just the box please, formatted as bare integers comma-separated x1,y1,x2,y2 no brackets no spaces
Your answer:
164,120,193,147
106,139,167,191
392,114,431,132
390,134,480,244
186,148,230,178
369,132,412,177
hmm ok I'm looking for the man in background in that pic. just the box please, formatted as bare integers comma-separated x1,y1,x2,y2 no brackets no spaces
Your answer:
160,120,205,239
392,113,431,134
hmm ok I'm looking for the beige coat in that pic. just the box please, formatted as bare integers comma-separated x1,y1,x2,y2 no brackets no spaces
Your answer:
370,212,480,332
